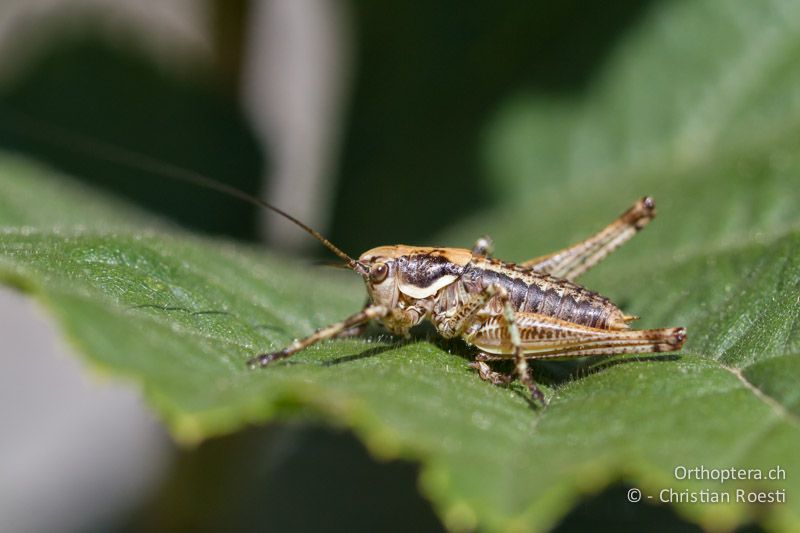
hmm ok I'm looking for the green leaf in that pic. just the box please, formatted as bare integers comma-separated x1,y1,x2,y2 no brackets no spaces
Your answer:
2,163,799,533
2,1,800,531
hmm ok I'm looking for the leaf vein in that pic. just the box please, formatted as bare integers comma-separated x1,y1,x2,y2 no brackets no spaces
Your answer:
722,364,799,427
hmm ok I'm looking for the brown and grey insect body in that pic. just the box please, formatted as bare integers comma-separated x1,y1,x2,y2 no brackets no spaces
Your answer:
4,113,682,403
248,196,686,404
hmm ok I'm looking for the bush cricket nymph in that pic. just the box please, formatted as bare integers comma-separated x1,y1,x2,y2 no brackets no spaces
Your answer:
244,196,686,404
1,113,686,403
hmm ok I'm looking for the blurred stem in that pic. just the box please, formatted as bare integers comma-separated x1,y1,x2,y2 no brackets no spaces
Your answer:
211,0,250,95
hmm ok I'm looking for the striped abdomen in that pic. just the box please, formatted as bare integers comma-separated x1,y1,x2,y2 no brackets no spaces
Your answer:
464,262,628,330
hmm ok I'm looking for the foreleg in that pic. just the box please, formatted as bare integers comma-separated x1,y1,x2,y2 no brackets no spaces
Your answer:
248,305,388,368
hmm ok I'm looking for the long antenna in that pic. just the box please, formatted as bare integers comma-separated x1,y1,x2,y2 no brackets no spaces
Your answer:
0,108,366,274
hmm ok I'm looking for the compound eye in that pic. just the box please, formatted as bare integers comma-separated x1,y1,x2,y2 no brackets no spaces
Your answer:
370,262,388,283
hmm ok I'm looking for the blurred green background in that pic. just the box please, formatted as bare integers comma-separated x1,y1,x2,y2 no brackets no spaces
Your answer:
0,0,659,251
0,0,782,531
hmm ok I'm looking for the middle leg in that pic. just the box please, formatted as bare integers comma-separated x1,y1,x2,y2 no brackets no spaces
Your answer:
463,285,547,403
471,235,494,258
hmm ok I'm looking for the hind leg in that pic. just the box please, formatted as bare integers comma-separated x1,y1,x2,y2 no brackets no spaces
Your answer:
522,197,656,280
468,312,686,361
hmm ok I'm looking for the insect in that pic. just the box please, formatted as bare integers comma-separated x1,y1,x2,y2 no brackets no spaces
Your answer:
5,112,685,403
245,195,686,404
